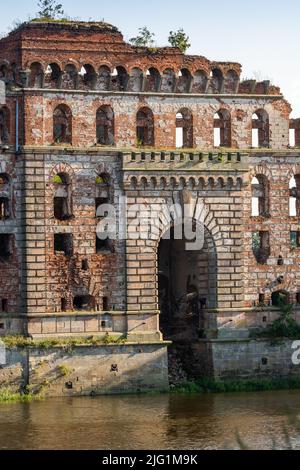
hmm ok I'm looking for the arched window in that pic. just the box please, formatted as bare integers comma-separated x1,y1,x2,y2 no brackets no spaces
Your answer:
289,175,300,216
191,70,208,93
0,64,9,83
97,66,111,91
252,231,270,264
96,173,111,215
214,109,231,147
176,69,192,93
290,119,300,148
127,68,143,92
111,66,128,91
53,172,72,220
61,64,78,89
96,106,114,145
0,173,11,220
0,107,10,145
44,63,61,88
79,64,97,90
10,63,18,83
252,109,270,148
224,70,239,93
251,175,269,217
28,62,44,88
208,68,223,93
176,109,193,148
144,68,161,92
161,69,176,93
53,105,72,144
136,107,154,146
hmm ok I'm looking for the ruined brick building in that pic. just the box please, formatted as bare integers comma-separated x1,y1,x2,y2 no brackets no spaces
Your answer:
1,19,300,386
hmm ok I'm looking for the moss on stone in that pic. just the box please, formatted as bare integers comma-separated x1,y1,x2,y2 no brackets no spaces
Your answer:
2,334,127,350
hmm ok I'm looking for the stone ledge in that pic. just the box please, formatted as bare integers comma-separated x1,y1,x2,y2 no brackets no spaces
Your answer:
21,88,284,100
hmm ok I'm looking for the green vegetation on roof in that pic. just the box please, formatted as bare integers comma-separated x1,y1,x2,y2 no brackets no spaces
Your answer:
30,18,118,29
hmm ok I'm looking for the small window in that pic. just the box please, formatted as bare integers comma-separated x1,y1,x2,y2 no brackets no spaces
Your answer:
0,323,5,330
73,295,95,311
252,110,270,148
95,173,110,216
53,104,72,144
136,107,154,146
296,293,300,305
53,172,72,221
289,175,300,217
0,234,13,260
0,107,10,145
214,109,231,147
82,259,89,271
252,231,270,264
251,175,269,217
0,197,10,220
289,120,300,148
1,299,8,312
277,255,284,266
110,66,128,91
103,297,109,311
54,198,72,220
54,234,73,256
61,298,67,312
259,294,265,305
96,106,115,145
176,109,193,148
290,231,300,249
95,198,109,216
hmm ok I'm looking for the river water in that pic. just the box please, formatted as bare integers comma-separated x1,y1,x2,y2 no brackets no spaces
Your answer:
0,390,300,450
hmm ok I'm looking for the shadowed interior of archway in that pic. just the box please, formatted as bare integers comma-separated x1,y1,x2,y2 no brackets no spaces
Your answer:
158,224,217,343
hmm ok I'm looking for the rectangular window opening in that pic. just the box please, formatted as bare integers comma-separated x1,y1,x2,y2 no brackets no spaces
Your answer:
252,231,270,264
0,234,13,260
290,231,300,249
54,234,73,256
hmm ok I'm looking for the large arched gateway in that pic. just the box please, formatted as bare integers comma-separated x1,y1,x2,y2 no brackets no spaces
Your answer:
158,223,217,343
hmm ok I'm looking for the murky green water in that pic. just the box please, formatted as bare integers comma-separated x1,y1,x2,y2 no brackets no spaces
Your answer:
0,390,300,450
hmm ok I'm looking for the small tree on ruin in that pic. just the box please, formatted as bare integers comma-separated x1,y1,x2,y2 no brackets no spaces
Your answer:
37,0,65,19
168,29,191,54
129,27,155,48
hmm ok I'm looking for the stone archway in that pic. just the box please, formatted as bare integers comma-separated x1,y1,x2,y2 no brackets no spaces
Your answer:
158,223,217,343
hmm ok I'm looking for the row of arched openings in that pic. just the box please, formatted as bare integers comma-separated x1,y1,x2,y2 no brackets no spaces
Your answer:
19,63,240,94
52,104,271,148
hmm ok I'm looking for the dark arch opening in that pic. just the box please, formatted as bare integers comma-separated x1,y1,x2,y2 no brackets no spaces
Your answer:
73,295,95,311
96,106,115,145
0,107,10,145
158,223,217,342
271,290,289,307
136,107,154,146
53,104,72,144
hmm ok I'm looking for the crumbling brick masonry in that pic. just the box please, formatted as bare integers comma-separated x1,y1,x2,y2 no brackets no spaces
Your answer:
0,19,300,386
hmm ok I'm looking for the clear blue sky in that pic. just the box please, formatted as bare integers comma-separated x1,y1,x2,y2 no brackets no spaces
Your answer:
1,0,299,116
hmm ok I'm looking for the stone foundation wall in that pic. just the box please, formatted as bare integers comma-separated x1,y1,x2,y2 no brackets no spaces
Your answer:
193,338,300,380
0,343,169,396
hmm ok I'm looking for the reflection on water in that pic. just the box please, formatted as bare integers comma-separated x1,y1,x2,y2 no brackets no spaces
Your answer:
1,390,300,450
